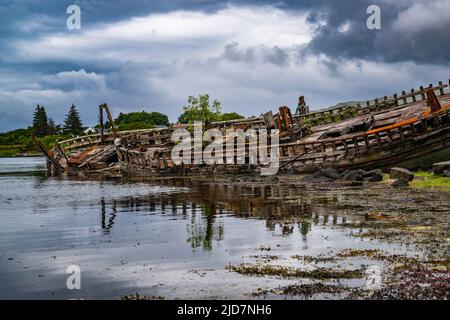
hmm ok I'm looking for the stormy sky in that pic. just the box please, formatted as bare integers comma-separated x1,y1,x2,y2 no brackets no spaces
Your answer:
0,0,449,131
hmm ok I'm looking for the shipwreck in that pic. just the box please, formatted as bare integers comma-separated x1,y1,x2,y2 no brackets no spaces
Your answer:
35,79,450,177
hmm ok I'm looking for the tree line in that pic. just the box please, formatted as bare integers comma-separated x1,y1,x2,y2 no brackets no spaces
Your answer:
32,104,83,137
1,95,244,157
31,94,244,137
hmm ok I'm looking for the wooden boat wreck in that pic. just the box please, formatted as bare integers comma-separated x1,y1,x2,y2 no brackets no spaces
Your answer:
116,79,450,176
36,79,450,177
34,104,160,176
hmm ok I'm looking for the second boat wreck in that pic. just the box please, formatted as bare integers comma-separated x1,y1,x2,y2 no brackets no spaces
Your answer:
37,79,450,177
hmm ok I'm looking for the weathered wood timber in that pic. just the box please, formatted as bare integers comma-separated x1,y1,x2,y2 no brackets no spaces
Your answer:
35,103,168,176
118,79,450,176
37,79,450,177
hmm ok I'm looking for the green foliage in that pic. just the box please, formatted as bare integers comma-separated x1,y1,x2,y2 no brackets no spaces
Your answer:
63,104,83,135
219,112,245,121
411,171,450,191
0,127,69,157
178,94,222,124
32,105,49,136
47,118,60,135
116,121,155,131
115,111,169,131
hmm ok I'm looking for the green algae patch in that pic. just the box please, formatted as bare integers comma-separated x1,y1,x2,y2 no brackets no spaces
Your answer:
227,263,364,279
411,171,450,191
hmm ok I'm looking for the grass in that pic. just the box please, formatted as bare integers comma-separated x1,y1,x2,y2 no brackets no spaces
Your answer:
411,171,450,190
380,171,449,191
0,133,70,157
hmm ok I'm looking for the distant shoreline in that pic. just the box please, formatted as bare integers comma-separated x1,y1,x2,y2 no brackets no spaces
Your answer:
0,154,42,159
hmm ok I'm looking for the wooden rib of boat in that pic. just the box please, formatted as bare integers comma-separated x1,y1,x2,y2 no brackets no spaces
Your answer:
117,79,450,176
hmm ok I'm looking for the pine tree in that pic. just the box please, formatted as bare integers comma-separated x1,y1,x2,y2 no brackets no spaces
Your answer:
63,104,83,135
32,105,40,133
47,118,58,135
32,104,49,136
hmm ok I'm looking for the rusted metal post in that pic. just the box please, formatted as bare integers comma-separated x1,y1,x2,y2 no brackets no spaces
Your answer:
425,88,441,113
296,96,307,115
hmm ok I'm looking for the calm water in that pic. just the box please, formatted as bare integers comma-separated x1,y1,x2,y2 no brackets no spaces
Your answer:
0,157,419,299
0,157,46,174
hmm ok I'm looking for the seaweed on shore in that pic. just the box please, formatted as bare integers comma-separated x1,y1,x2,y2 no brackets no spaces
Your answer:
227,263,364,279
253,283,359,298
121,293,165,300
371,260,450,300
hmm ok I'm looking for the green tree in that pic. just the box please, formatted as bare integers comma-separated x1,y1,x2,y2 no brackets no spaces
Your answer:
32,105,49,136
220,112,245,121
114,111,169,130
178,94,222,124
47,118,59,135
63,104,83,135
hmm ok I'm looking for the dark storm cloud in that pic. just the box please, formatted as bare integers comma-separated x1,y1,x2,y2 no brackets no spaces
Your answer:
221,42,289,66
263,46,289,66
3,1,448,66
301,0,450,65
222,42,255,63
1,0,449,132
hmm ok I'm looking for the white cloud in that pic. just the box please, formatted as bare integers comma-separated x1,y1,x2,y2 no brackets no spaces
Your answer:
1,3,449,132
40,69,107,91
11,5,313,66
392,0,450,34
338,20,351,33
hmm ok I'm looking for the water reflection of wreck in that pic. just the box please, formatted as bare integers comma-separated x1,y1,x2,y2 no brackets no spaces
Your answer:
100,198,117,235
98,178,363,250
36,79,450,175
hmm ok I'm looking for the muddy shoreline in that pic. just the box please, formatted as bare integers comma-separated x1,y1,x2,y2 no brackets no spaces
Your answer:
190,176,449,299
0,158,448,299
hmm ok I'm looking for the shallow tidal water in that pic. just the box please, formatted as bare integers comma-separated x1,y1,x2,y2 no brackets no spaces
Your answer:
0,157,444,299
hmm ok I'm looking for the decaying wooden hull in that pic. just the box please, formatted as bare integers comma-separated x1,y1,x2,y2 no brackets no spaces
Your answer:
39,79,450,177
45,128,162,176
118,79,450,176
289,127,450,173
